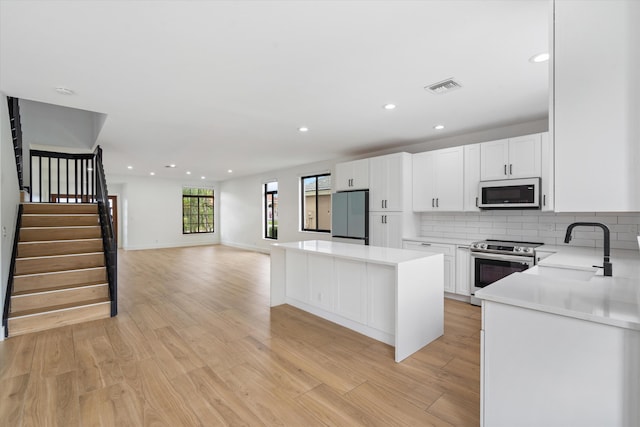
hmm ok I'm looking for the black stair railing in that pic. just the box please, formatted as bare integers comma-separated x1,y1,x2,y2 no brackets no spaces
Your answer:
7,97,24,190
2,205,23,338
94,146,117,316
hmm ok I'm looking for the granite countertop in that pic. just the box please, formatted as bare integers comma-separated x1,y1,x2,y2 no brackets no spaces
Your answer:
475,245,640,330
273,240,442,266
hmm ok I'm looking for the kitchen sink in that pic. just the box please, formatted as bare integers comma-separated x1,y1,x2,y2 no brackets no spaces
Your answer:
526,265,597,282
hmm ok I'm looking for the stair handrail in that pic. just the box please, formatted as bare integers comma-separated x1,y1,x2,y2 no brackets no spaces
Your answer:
7,97,24,190
93,146,117,316
2,205,23,337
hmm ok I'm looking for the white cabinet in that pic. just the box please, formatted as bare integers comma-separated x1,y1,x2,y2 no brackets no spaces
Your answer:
482,300,640,426
463,144,481,211
285,251,308,303
540,131,554,211
553,0,640,212
480,134,541,181
412,147,464,212
367,264,395,335
308,255,334,311
455,246,471,296
369,153,411,212
335,159,369,191
403,240,455,293
334,259,367,323
369,212,403,249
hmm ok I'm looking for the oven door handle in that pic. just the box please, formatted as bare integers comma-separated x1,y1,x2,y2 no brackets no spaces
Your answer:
471,252,534,264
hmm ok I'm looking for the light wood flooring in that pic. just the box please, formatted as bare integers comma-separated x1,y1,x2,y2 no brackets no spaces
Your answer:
0,245,481,426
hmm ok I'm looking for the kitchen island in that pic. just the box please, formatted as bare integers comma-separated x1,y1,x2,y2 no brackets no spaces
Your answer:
475,247,640,427
270,240,444,362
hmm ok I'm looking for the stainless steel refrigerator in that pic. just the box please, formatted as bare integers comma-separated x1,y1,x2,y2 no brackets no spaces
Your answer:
331,190,369,245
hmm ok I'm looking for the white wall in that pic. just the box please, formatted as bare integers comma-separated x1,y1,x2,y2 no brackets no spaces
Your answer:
109,174,220,250
219,120,547,253
0,91,21,340
220,159,335,253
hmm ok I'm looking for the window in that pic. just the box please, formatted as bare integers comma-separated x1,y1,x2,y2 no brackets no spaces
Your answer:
264,181,278,239
182,187,214,233
301,173,331,232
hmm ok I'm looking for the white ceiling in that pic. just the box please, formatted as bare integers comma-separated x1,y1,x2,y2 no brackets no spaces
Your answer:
0,0,549,182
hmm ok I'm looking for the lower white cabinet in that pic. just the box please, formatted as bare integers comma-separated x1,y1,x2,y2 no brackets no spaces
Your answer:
309,254,335,311
455,246,471,296
285,251,309,302
367,264,395,335
403,240,455,293
334,259,367,323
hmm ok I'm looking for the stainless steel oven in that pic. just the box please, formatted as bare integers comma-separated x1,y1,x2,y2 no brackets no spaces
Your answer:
469,240,542,305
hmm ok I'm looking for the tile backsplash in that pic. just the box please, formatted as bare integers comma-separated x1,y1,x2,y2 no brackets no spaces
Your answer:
420,211,640,250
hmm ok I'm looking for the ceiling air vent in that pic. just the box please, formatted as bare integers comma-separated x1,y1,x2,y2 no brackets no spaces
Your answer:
425,78,462,94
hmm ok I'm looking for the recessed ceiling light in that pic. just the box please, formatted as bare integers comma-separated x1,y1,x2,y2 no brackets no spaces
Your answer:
186,171,191,175
298,127,309,132
228,169,233,173
165,164,176,168
383,104,396,110
55,87,74,95
530,52,549,63
201,176,206,180
434,124,445,130
150,172,155,176
127,165,133,170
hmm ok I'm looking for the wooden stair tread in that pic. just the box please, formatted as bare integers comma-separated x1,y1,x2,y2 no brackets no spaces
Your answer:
9,297,111,319
14,266,106,277
17,251,104,261
12,281,108,296
19,238,103,244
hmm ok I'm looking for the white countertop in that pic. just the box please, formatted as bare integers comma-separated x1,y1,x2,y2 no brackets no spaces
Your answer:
273,240,442,266
475,246,640,330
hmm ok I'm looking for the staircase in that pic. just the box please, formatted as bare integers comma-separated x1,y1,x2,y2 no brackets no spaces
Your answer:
7,203,111,336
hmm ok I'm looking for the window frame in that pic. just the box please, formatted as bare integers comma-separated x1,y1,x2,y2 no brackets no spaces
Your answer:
182,187,214,234
300,173,331,233
264,181,278,240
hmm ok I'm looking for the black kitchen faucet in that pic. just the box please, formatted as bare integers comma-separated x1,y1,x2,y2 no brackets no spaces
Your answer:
564,222,612,276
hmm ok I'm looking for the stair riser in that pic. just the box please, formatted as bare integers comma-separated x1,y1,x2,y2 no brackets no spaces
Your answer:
22,215,99,227
13,268,107,293
22,204,98,215
10,284,109,313
15,253,105,275
18,239,103,257
20,227,101,242
8,303,111,336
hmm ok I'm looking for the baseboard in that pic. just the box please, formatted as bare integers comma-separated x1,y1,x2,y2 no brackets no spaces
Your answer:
0,326,5,341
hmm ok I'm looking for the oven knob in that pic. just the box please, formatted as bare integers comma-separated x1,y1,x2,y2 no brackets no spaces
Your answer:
515,247,523,252
524,247,532,253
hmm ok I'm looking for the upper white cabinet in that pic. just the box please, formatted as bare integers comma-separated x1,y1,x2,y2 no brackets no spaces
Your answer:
480,134,541,181
335,158,369,191
413,147,464,212
463,144,481,211
553,0,640,212
540,132,554,211
369,152,411,212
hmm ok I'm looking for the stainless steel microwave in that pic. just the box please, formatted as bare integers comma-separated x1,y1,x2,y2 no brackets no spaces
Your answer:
478,177,540,209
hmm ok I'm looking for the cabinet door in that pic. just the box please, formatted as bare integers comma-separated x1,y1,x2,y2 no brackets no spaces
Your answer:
367,263,395,335
434,147,464,211
285,251,309,302
308,255,334,310
369,213,385,247
464,144,481,211
455,246,471,296
412,152,435,211
334,259,367,323
369,212,403,248
480,139,509,181
369,156,387,211
540,132,554,211
334,162,353,191
382,154,405,211
508,134,541,179
443,256,455,293
351,159,369,190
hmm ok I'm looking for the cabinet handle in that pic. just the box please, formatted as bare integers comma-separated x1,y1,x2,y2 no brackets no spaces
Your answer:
543,194,546,206
432,198,435,208
382,200,384,209
436,198,439,207
421,243,431,246
384,215,387,224
504,164,507,175
475,196,479,207
384,199,387,209
510,164,513,175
